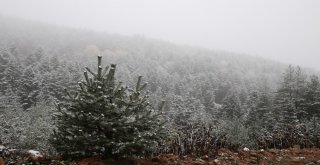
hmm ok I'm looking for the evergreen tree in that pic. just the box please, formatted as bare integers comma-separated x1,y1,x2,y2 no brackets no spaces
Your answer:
307,116,320,147
0,48,11,96
246,91,259,127
293,66,307,121
51,55,165,158
245,90,273,148
219,92,243,120
0,48,22,108
18,67,40,110
168,95,209,127
274,65,297,125
38,57,81,103
272,65,308,148
303,75,320,118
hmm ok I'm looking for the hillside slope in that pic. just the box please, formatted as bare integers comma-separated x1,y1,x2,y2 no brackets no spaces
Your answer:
0,15,287,106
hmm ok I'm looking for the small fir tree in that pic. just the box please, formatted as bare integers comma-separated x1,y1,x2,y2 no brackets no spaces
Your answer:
51,55,165,158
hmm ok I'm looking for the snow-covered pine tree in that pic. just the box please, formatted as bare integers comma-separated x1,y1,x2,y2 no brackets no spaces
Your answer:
50,55,165,158
18,67,40,110
274,65,297,125
0,48,22,108
245,90,274,148
303,75,320,119
219,92,242,120
293,66,307,121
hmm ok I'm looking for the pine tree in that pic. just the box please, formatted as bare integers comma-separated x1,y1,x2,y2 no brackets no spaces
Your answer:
245,91,259,127
18,67,40,110
0,48,22,108
51,55,165,158
293,66,307,121
272,65,308,147
168,95,209,127
219,92,243,120
274,65,297,125
245,90,273,148
38,57,80,103
303,75,320,119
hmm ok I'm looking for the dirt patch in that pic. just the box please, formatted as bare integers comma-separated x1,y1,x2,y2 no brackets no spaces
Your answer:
74,148,320,164
2,148,320,164
214,148,320,165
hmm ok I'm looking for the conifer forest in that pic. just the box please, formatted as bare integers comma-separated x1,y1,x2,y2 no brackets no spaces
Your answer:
1,11,320,165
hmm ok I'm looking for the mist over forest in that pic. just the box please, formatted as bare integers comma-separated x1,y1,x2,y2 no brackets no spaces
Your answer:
1,1,320,164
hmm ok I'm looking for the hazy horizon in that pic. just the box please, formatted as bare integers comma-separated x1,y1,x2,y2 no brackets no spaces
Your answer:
0,0,319,70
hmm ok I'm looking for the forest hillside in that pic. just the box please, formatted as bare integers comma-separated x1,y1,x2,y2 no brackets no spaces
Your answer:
1,15,320,164
0,15,290,104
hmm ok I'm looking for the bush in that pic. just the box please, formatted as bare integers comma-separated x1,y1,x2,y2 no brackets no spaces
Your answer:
0,104,54,153
220,119,252,149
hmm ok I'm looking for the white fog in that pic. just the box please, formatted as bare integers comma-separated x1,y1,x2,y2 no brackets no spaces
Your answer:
0,0,319,70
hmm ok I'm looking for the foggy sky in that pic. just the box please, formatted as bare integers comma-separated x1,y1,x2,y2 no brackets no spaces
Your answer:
0,0,319,70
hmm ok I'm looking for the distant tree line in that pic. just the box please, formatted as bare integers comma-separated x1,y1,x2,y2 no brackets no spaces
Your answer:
1,45,319,157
